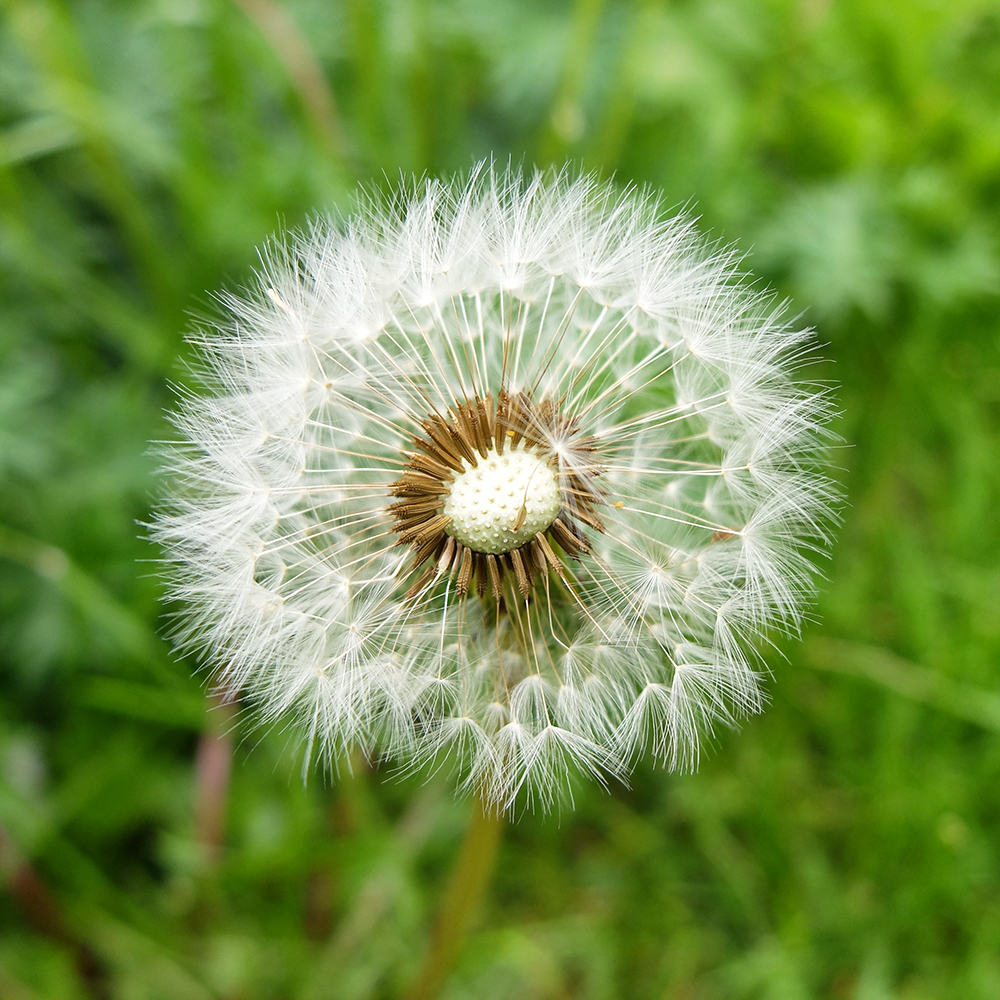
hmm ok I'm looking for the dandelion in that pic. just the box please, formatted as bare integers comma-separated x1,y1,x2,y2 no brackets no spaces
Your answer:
154,163,835,813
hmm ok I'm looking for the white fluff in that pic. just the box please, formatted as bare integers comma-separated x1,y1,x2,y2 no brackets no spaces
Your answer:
153,163,836,811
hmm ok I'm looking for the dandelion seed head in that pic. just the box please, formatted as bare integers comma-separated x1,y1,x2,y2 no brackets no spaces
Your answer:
153,162,836,812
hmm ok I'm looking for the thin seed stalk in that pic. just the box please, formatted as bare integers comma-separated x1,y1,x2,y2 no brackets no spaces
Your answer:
404,797,504,1000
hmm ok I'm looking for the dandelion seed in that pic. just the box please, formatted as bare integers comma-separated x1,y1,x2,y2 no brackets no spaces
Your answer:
153,162,836,812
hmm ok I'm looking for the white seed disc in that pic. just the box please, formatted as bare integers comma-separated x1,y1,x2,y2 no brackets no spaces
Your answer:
442,443,561,555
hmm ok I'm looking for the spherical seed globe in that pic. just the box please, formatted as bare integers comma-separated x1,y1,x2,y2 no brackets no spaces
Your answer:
153,163,836,812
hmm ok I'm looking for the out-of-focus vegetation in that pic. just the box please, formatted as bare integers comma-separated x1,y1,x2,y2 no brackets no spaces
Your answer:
1,0,999,996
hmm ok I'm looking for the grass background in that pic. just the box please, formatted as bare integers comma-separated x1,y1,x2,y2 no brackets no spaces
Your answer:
1,0,999,996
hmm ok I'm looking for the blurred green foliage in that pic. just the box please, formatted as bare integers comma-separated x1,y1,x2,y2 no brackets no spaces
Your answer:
1,0,999,996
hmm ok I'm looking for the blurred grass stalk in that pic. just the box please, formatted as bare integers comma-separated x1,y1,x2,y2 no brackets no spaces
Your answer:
229,0,345,165
804,636,1000,732
0,523,169,674
2,0,179,318
538,0,607,165
0,166,175,372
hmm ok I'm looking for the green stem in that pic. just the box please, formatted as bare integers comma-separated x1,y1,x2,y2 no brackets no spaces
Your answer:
404,797,504,1000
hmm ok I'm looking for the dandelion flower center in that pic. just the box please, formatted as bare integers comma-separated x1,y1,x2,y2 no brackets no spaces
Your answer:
388,390,603,601
443,444,561,555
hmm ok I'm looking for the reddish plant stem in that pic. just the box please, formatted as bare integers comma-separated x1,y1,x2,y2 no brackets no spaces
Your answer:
193,690,237,861
230,0,344,159
0,823,107,997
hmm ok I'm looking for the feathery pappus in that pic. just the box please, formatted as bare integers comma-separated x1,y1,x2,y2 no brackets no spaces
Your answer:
153,163,836,811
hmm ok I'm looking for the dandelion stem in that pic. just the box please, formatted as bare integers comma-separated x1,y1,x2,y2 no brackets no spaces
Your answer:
404,797,504,1000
